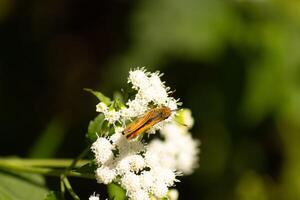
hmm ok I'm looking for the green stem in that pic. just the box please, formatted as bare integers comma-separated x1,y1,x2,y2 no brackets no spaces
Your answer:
62,176,80,200
59,147,90,199
67,146,91,170
0,161,94,179
0,158,89,168
60,175,66,199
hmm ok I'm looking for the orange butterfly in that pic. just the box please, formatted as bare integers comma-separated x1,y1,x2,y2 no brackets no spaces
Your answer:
123,106,172,140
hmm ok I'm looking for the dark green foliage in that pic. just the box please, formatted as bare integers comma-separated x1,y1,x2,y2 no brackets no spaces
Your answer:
84,88,111,105
44,191,62,200
107,183,126,200
0,171,48,200
86,114,105,142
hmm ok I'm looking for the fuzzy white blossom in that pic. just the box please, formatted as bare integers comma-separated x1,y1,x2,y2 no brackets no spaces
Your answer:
116,154,145,174
128,189,149,200
91,137,113,165
95,166,116,184
91,133,178,200
91,68,200,200
96,102,121,124
147,110,200,175
96,102,108,113
96,68,179,130
126,68,179,117
89,193,100,200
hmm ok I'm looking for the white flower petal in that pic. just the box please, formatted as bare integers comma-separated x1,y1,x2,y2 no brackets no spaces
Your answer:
95,166,116,184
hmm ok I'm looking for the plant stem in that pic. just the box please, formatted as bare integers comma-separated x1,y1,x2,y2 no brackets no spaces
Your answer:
62,176,80,200
60,175,66,199
0,160,94,179
0,158,89,168
67,145,90,170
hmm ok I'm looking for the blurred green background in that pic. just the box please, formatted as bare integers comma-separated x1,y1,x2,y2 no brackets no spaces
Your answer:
1,0,300,199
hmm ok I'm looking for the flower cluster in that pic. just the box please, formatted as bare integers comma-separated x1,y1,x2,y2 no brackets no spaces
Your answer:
89,193,100,200
90,68,200,200
91,132,178,200
96,68,179,132
147,109,200,175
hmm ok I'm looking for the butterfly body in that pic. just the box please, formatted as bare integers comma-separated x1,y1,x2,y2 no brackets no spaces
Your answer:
123,106,172,140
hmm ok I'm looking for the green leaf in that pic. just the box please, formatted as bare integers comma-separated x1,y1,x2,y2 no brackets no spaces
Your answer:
84,88,111,105
112,99,125,110
75,162,97,174
107,183,126,200
0,171,48,200
86,113,105,142
28,118,67,158
44,191,62,200
113,92,125,104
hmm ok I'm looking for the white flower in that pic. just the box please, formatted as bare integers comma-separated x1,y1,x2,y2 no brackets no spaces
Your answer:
89,193,100,200
95,166,116,184
128,190,149,200
116,155,145,174
91,137,114,165
110,132,130,154
140,171,154,191
91,132,178,199
124,97,147,119
124,68,179,121
144,149,160,168
128,68,150,90
145,139,176,170
96,103,120,124
109,132,145,156
129,140,145,153
96,102,108,113
153,167,177,187
104,109,120,124
148,121,200,175
121,172,141,192
91,68,200,200
152,180,168,198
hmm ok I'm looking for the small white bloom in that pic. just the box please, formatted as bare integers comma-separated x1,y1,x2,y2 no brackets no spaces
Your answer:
91,68,200,200
91,137,114,165
144,150,160,168
148,122,200,175
125,98,148,118
96,102,108,113
95,166,116,184
104,109,120,124
89,193,100,200
140,171,154,191
110,132,128,148
128,68,150,90
152,180,168,198
154,167,177,186
116,155,145,174
165,98,178,111
129,140,145,153
125,68,180,119
128,189,149,200
121,172,141,193
128,155,145,172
